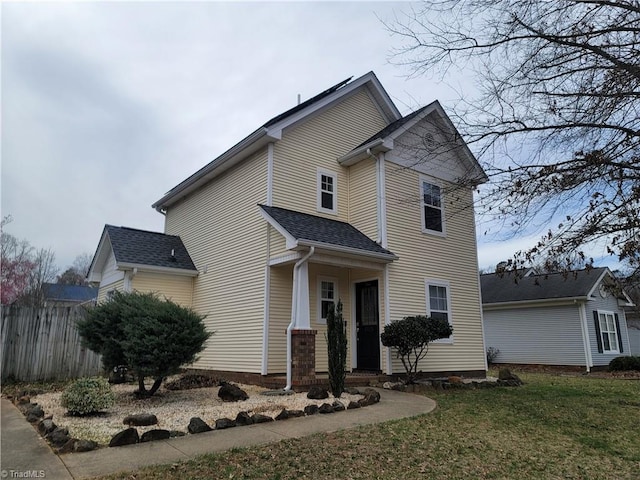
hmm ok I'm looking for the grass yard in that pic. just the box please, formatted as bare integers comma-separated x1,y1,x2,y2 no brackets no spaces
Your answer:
92,371,639,480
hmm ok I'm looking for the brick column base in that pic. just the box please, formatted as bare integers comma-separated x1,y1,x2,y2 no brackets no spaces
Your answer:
290,329,317,387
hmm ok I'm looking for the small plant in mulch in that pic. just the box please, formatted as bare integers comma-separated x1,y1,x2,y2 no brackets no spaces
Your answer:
60,377,115,416
164,374,225,391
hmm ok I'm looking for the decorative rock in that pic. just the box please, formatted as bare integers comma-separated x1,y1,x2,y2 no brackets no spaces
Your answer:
251,413,274,424
218,382,249,402
17,395,31,405
345,387,361,395
235,411,254,426
332,400,346,412
48,427,71,448
319,403,335,414
215,418,236,430
275,409,290,420
38,418,57,436
188,417,212,434
123,413,158,426
109,428,139,447
57,438,78,454
362,388,381,404
170,430,186,437
347,401,361,409
288,410,305,418
26,404,45,423
141,429,171,442
306,386,329,400
109,365,129,384
304,404,319,415
75,439,98,452
448,376,463,384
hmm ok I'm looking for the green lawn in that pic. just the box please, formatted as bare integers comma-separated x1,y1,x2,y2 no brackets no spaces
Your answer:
92,371,639,480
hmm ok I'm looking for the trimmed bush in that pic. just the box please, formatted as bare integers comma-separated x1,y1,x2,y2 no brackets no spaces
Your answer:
381,315,453,383
61,377,115,416
609,356,640,371
78,291,211,397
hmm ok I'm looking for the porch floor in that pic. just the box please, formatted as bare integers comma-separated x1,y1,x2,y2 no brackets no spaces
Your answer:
262,372,390,390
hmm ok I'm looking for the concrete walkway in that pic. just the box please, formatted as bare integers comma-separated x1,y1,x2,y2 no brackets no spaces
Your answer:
3,389,436,479
1,398,74,480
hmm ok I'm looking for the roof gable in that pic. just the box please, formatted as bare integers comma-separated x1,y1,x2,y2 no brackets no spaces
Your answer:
259,205,397,262
481,267,610,305
88,225,197,282
339,101,487,186
152,72,401,212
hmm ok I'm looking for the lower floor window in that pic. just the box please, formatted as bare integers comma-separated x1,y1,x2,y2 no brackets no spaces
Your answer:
319,279,336,324
426,280,453,341
598,311,619,353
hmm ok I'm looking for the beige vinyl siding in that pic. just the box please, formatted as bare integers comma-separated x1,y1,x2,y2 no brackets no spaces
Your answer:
308,263,352,373
96,278,124,304
268,225,289,259
348,157,378,240
131,272,194,308
272,89,387,221
267,265,293,373
384,163,485,373
164,149,268,373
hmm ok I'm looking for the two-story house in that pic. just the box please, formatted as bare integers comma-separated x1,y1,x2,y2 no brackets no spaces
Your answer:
88,72,489,387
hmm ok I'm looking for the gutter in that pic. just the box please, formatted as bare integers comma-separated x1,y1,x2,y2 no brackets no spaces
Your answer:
153,127,273,211
296,239,397,262
285,246,315,391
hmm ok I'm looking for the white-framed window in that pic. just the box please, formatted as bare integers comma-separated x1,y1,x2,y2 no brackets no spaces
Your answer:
425,279,453,342
317,277,338,324
106,290,116,301
597,310,619,353
421,178,444,235
317,168,337,214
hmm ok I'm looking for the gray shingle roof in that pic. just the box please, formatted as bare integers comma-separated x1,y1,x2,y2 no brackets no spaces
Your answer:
259,205,396,259
480,267,608,304
353,104,430,149
105,225,197,271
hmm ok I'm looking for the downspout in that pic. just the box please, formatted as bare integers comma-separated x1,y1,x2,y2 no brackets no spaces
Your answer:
284,246,315,391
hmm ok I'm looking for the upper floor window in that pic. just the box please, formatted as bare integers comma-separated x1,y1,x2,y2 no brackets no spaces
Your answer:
426,280,453,342
317,168,337,214
421,180,444,234
597,310,619,353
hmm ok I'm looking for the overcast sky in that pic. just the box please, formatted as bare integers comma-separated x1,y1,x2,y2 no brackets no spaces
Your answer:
1,1,615,274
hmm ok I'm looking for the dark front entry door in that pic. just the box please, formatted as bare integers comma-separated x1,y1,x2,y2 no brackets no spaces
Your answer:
356,280,380,371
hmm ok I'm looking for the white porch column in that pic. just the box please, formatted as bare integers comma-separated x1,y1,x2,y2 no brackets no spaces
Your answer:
294,260,311,329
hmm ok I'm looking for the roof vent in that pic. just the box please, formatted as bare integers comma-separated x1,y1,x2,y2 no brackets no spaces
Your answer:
170,248,176,262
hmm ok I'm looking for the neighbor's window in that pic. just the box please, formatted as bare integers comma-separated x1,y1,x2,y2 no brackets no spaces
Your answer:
422,180,443,233
318,278,337,324
317,169,337,214
426,280,453,341
598,311,619,353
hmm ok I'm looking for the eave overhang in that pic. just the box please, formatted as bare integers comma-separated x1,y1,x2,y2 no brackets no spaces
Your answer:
116,262,199,277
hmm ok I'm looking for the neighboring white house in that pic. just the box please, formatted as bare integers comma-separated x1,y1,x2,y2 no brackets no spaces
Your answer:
481,267,635,371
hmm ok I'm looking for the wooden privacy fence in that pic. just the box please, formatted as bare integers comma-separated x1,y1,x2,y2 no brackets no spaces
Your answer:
1,305,103,382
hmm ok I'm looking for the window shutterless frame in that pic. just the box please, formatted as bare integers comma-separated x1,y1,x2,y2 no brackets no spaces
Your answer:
317,168,338,214
425,279,453,343
420,176,445,236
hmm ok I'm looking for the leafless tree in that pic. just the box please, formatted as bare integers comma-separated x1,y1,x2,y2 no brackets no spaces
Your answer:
385,0,640,278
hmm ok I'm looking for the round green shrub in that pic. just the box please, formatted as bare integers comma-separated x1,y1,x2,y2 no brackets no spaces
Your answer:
61,377,115,415
608,355,640,371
